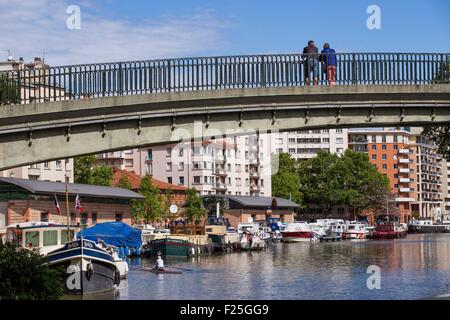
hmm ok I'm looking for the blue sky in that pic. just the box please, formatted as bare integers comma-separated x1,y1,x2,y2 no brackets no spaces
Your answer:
1,0,449,65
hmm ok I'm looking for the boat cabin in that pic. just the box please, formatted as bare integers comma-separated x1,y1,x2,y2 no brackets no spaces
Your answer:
6,221,80,256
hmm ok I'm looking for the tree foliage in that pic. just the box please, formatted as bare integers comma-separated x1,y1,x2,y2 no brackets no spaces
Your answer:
0,74,20,105
74,155,113,186
0,242,63,300
184,188,204,223
423,126,450,161
271,153,302,205
131,175,164,224
297,149,393,215
117,175,132,190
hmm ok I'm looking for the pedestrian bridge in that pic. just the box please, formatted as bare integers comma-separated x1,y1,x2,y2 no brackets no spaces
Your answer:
0,52,449,170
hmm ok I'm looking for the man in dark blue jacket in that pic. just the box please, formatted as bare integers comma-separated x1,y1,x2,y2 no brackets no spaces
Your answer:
320,43,337,85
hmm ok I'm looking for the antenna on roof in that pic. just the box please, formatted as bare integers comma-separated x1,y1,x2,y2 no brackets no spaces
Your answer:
41,49,48,63
7,49,13,61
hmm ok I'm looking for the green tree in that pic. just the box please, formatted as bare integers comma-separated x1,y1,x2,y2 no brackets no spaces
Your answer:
0,242,63,300
0,74,20,105
74,155,96,184
117,175,132,190
184,188,204,223
271,153,302,205
423,126,450,160
132,176,164,224
298,150,345,215
90,166,113,186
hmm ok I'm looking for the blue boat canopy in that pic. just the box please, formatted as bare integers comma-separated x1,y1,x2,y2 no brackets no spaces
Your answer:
78,222,142,249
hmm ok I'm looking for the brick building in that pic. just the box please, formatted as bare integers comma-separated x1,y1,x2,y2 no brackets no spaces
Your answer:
0,177,143,231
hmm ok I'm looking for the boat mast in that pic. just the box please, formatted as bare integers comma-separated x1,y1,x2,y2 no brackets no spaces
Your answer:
65,173,71,241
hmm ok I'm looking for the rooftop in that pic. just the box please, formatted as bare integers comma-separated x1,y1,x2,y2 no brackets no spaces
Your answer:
111,168,188,192
204,195,300,209
0,177,144,199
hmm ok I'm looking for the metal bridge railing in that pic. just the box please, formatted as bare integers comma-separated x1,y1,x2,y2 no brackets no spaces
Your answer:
0,52,448,106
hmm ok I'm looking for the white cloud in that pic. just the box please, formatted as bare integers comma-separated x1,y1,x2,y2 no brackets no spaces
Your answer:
0,0,230,66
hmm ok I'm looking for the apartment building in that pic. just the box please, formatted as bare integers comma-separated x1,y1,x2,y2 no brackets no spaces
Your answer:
349,127,445,223
97,133,273,197
442,160,450,223
0,159,74,183
273,129,348,160
409,128,445,221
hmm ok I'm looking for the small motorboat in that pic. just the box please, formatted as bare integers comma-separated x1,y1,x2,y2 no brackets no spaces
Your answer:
141,266,182,274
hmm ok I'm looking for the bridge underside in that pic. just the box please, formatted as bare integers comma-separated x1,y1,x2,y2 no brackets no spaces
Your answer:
0,85,449,170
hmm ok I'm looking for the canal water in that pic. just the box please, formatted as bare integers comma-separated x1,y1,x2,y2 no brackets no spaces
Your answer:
83,233,450,300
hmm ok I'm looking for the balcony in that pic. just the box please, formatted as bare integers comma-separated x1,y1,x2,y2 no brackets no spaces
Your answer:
28,167,41,177
399,158,413,164
399,168,413,173
214,183,227,191
400,188,412,192
399,149,411,154
250,184,261,191
399,178,413,183
250,170,260,177
395,197,415,202
214,169,228,176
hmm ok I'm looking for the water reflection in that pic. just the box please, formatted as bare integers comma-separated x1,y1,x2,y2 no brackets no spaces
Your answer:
79,234,450,300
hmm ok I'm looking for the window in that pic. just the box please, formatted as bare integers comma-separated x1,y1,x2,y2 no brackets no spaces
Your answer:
56,160,62,170
372,155,377,160
167,177,172,184
147,149,153,161
193,176,201,184
92,212,97,225
25,231,40,247
393,135,398,143
44,162,50,170
336,129,343,133
276,148,283,153
40,211,49,222
394,174,398,179
394,184,398,189
371,135,376,143
179,176,185,185
43,230,58,246
61,230,74,244
115,213,123,222
166,162,172,171
322,138,330,143
382,134,386,143
336,138,343,144
125,159,133,167
166,148,172,156
261,179,264,187
372,145,376,150
178,162,184,171
289,148,295,154
394,164,398,169
178,148,184,157
382,164,387,170
336,148,343,154
382,154,387,160
322,129,329,133
382,145,387,150
288,138,295,143
245,137,249,146
393,145,398,150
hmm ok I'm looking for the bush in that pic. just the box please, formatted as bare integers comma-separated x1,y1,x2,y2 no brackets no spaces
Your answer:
0,242,64,300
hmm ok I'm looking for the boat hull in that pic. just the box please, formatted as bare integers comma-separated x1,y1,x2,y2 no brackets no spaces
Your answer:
342,232,366,240
281,231,314,242
148,238,192,257
46,240,118,295
407,225,448,234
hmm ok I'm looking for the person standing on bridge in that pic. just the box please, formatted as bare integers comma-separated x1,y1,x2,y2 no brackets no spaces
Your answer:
302,40,319,86
320,43,337,85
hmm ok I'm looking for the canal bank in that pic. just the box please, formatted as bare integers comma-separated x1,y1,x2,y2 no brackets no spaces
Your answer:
77,233,450,300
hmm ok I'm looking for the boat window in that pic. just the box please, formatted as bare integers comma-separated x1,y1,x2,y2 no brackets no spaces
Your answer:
43,230,58,246
25,231,39,247
61,230,75,244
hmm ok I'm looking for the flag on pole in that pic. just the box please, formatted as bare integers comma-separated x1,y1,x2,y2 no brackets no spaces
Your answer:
75,193,83,212
53,194,61,214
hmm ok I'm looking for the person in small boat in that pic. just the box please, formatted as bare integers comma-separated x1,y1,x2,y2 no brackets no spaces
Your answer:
155,251,165,271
